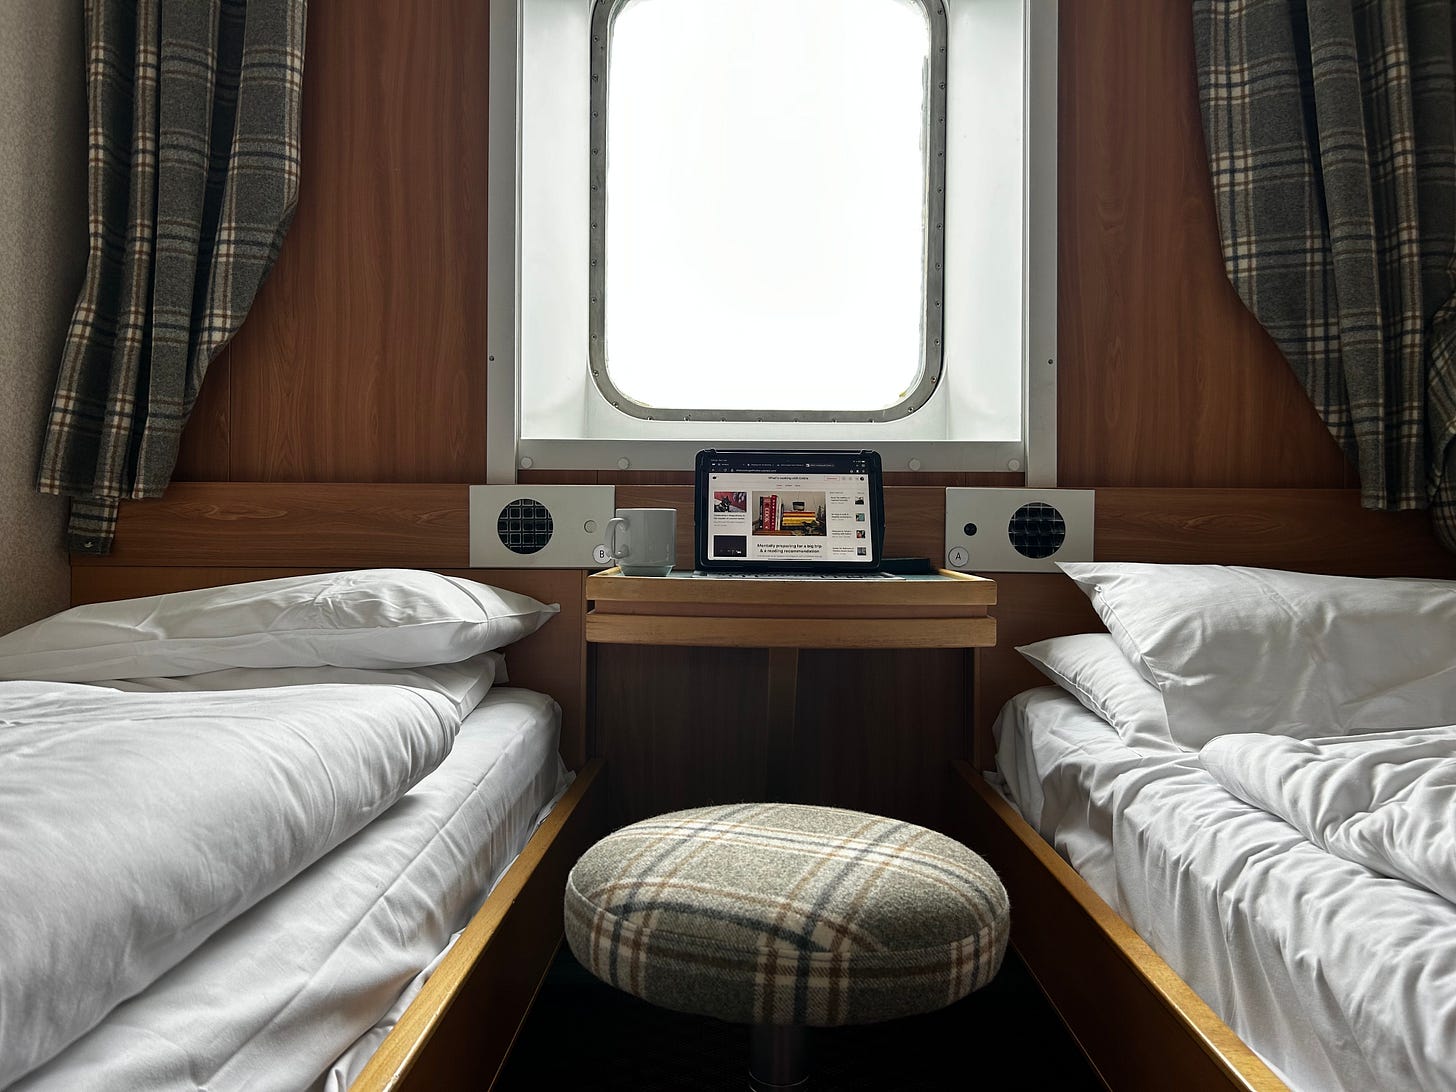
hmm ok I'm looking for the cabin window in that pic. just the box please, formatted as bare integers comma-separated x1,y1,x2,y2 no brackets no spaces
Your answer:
588,0,945,422
490,0,1057,477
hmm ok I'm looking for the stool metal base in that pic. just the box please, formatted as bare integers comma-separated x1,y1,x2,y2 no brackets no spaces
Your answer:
748,1024,809,1091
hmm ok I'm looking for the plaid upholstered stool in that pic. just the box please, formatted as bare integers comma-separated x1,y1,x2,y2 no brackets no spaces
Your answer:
563,802,1010,1090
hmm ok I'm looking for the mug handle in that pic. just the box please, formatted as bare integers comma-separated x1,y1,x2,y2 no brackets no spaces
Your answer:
607,516,629,560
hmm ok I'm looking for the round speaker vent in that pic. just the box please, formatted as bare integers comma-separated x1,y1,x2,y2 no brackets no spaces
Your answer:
1007,501,1065,559
497,497,554,555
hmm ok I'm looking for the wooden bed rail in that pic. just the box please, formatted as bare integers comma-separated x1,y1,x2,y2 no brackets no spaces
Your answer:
352,759,607,1091
953,762,1287,1092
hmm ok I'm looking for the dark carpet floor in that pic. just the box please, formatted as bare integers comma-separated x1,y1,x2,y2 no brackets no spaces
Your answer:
497,945,1106,1091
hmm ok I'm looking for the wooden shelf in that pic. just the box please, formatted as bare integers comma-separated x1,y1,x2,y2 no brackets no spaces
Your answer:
585,568,997,649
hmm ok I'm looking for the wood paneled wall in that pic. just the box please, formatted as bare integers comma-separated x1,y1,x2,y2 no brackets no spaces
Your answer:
172,0,1358,491
1056,2,1354,489
175,0,490,484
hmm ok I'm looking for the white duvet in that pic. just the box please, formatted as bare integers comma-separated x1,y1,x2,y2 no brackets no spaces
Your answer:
0,679,461,1086
1201,726,1456,904
999,688,1456,1092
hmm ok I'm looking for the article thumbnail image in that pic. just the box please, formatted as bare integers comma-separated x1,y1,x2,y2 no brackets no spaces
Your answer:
713,535,748,557
751,491,827,536
713,491,748,513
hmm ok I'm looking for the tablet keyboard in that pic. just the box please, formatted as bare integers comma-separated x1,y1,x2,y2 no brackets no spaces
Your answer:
690,572,903,580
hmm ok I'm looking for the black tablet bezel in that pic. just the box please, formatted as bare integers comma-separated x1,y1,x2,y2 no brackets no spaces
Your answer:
693,449,886,573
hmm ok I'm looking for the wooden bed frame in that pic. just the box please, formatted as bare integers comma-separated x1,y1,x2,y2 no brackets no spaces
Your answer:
69,489,611,1091
76,481,1456,1091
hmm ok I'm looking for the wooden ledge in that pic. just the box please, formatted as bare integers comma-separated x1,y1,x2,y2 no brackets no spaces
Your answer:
586,568,996,608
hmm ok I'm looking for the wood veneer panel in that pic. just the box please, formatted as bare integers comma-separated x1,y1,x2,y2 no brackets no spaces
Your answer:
173,346,232,481
88,483,1452,578
794,648,970,833
593,644,773,829
593,646,970,833
881,486,957,561
764,647,801,804
77,482,470,568
1056,0,1353,489
1094,488,1456,576
585,614,994,650
516,470,602,485
973,574,1102,769
586,568,994,606
211,0,490,483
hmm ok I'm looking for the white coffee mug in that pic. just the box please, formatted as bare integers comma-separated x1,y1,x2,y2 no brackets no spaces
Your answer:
607,508,676,576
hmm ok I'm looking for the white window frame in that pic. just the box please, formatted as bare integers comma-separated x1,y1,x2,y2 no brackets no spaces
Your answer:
486,0,1057,482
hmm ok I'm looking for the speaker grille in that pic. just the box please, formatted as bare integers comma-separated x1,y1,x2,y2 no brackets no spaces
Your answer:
497,498,554,555
1008,501,1065,559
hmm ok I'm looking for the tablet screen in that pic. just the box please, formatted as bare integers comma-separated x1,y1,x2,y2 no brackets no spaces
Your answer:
695,450,884,571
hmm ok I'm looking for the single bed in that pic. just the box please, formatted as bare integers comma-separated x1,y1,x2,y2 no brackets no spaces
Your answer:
0,567,606,1091
960,562,1456,1091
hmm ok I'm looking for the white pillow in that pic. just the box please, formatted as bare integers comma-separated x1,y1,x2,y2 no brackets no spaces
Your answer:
0,569,558,683
96,651,507,720
1059,562,1456,746
1016,633,1176,752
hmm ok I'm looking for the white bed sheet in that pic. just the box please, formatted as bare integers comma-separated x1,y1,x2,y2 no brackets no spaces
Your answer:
12,687,567,1092
993,686,1456,1092
0,680,461,1088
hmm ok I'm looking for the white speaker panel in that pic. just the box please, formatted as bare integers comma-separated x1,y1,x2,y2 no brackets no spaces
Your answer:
469,485,617,568
944,488,1095,573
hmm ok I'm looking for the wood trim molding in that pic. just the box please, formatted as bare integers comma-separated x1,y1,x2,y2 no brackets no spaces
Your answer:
585,567,995,606
584,613,996,650
76,483,472,569
1092,488,1456,575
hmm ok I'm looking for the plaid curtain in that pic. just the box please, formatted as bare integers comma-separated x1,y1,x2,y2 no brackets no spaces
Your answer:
1193,0,1456,550
37,0,305,555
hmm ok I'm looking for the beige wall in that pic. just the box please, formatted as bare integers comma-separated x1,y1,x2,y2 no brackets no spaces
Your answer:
0,3,86,634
